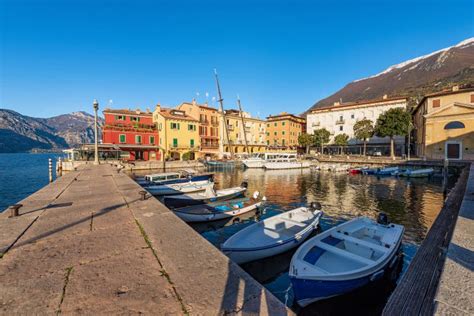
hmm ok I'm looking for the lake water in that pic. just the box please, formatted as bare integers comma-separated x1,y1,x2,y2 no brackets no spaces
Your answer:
0,153,61,212
185,166,452,315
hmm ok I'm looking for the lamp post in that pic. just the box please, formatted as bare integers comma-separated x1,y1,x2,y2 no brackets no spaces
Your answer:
93,99,99,165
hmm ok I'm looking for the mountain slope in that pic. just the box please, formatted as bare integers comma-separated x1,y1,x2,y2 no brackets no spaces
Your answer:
308,38,474,111
0,109,102,153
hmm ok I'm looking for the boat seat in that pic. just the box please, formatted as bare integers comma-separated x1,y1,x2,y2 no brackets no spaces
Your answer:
315,241,373,266
332,232,389,253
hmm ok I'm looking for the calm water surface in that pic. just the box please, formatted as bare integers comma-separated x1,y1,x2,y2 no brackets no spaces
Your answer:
188,167,451,315
0,153,61,211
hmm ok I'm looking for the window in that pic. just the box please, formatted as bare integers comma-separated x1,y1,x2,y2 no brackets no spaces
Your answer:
190,139,195,148
173,138,178,147
131,117,140,122
150,136,155,144
471,94,474,103
351,114,355,119
282,131,285,135
119,134,126,143
282,122,285,126
266,132,269,136
444,121,465,129
432,99,441,108
158,123,162,131
274,123,277,127
339,115,343,121
115,115,126,121
188,124,196,131
274,132,277,136
135,135,142,144
267,123,270,127
339,126,343,131
282,139,285,146
171,122,180,130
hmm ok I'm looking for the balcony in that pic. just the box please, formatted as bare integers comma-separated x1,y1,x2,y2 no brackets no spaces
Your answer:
312,121,320,127
169,144,199,151
210,120,219,126
201,142,219,149
103,124,156,132
200,119,209,125
335,119,345,125
227,125,234,131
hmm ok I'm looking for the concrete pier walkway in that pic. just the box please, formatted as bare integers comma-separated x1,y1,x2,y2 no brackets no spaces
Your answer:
0,164,290,315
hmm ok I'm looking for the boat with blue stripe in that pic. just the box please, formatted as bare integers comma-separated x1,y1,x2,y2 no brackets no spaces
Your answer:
289,214,404,307
136,171,213,186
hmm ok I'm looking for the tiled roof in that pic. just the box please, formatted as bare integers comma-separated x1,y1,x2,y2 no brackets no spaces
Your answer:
310,96,407,113
103,108,152,116
180,102,219,112
158,108,198,122
266,113,306,121
413,87,474,113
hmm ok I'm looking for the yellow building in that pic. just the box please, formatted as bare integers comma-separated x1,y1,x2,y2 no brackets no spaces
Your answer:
266,112,306,150
153,104,200,160
223,110,267,155
413,86,474,160
178,100,221,158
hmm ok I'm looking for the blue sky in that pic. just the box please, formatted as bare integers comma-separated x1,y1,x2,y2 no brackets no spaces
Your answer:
1,0,473,118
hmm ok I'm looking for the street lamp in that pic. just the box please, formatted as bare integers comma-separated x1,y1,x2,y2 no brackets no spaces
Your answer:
93,99,99,165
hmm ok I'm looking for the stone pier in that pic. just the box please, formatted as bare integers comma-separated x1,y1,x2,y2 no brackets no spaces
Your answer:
0,164,291,315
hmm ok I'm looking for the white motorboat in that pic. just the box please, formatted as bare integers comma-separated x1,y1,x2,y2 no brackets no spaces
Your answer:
242,153,286,168
289,214,404,307
172,193,264,223
263,153,310,170
145,180,213,196
136,171,213,186
221,203,323,264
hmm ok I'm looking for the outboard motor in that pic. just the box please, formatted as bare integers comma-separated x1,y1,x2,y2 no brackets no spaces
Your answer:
377,212,389,225
309,202,322,211
241,181,248,188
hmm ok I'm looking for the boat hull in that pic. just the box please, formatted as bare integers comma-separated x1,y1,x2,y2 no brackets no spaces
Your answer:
224,227,315,264
146,181,212,196
164,190,245,208
242,160,264,168
264,161,311,170
173,201,262,223
138,174,212,186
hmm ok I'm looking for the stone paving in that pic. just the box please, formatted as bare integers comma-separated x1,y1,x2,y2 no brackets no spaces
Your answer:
434,163,474,315
0,164,290,315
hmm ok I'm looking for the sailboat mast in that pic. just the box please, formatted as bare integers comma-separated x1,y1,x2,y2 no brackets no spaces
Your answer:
214,69,234,159
237,95,250,154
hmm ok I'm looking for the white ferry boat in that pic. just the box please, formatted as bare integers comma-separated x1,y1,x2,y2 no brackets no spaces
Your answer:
242,153,284,168
263,153,311,170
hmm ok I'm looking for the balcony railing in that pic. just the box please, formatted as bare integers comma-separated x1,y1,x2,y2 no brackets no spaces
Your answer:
169,144,199,150
227,125,234,131
210,120,219,126
201,143,219,149
103,124,156,132
335,119,345,125
200,119,209,125
312,121,320,127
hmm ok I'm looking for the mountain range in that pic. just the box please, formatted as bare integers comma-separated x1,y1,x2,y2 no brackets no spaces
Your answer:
0,110,103,153
308,37,474,111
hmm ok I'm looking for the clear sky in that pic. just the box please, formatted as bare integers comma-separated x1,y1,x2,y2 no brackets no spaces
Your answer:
1,0,473,118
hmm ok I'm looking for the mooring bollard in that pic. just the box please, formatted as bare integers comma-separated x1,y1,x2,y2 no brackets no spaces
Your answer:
49,158,53,182
8,204,23,218
139,191,147,201
58,157,63,177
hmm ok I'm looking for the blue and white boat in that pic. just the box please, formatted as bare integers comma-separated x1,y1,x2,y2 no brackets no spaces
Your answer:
374,166,399,176
173,193,264,223
145,180,213,196
163,182,248,208
136,171,213,186
289,214,404,307
222,203,323,264
398,168,434,178
361,168,377,175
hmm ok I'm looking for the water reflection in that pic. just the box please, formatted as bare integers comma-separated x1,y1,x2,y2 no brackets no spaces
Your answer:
190,167,449,314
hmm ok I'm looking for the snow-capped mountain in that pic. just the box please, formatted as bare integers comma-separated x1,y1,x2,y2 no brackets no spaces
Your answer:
308,37,474,111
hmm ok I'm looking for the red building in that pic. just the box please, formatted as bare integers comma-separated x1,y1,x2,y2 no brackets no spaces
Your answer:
102,108,160,161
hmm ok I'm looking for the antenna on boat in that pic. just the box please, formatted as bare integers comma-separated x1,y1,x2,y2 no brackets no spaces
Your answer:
236,94,250,155
214,69,234,159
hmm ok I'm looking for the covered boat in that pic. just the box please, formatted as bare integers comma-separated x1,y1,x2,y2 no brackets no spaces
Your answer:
374,166,399,176
221,203,323,264
398,168,434,178
136,171,213,186
289,214,404,307
173,192,264,222
163,182,248,208
145,180,213,196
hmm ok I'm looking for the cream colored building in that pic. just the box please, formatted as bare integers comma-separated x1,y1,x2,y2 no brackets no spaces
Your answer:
153,105,200,160
223,109,267,155
413,86,474,160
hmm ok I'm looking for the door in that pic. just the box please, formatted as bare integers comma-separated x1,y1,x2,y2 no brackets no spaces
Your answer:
446,143,461,160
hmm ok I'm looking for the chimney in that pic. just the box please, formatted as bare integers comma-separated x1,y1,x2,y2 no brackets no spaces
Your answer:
136,109,141,114
452,85,459,92
192,98,197,106
155,103,161,112
383,94,388,100
334,101,340,106
146,108,150,113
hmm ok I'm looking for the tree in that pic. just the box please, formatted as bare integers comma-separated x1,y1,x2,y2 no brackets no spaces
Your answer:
298,133,314,154
353,119,374,156
313,128,330,154
374,108,411,159
334,133,349,155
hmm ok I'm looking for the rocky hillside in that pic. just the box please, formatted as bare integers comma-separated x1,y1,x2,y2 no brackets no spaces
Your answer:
308,38,474,111
0,110,103,153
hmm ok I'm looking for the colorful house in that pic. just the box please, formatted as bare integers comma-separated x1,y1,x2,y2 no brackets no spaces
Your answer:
178,100,221,158
266,112,306,150
102,108,160,161
413,86,474,160
223,109,267,155
153,104,200,160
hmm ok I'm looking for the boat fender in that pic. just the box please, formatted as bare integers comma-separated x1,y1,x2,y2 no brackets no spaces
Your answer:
377,213,389,226
309,202,322,211
252,191,260,199
370,270,385,281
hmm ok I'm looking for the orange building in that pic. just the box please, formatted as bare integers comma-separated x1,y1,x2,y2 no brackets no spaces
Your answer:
178,100,221,158
266,112,306,150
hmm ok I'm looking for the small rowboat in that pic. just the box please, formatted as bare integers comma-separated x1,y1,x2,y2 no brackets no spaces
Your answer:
398,168,434,178
375,166,399,176
289,214,404,307
136,171,213,186
361,168,377,175
348,167,368,174
145,180,212,196
173,193,264,223
221,203,323,264
163,182,248,208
